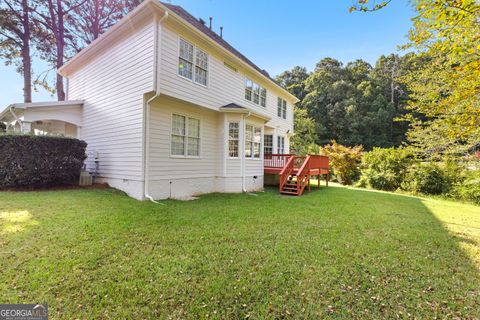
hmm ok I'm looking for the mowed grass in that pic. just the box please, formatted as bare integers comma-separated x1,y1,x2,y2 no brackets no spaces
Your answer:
1,184,479,319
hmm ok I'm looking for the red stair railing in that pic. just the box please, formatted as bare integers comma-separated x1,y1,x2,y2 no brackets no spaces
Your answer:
279,156,295,193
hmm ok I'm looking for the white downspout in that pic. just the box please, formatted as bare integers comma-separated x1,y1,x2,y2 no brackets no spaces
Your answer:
144,10,168,203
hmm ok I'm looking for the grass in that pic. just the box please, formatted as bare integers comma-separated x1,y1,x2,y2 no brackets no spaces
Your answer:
1,184,479,319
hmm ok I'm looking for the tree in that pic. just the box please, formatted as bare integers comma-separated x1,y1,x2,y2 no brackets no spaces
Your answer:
275,66,310,102
290,107,316,155
321,140,363,185
299,56,408,149
0,0,34,102
401,0,480,157
67,0,142,51
33,0,88,101
32,0,141,101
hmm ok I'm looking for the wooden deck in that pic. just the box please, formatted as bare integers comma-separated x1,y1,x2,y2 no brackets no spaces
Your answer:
264,154,330,196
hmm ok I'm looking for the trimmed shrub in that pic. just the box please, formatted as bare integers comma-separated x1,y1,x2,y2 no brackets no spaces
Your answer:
321,140,363,185
359,147,413,191
0,134,87,188
403,162,452,195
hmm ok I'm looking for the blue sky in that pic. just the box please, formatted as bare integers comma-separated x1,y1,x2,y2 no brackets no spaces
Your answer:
0,0,415,106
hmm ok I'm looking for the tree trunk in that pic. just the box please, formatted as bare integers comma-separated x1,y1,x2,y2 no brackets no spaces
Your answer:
56,0,65,101
21,0,32,103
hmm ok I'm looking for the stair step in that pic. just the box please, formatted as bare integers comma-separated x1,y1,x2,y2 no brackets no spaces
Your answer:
283,186,298,191
280,190,300,195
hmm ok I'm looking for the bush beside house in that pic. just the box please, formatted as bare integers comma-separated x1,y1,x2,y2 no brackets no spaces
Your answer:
0,134,87,188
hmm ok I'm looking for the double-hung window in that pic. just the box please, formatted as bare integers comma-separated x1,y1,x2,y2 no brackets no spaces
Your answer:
277,136,285,154
245,125,261,159
171,114,200,157
228,122,239,158
178,38,208,86
264,135,273,155
277,97,287,119
245,79,266,107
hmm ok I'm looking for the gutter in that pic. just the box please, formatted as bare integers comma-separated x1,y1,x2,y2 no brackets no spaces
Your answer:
144,10,169,203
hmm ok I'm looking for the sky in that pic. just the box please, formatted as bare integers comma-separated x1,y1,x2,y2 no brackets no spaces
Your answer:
0,0,416,107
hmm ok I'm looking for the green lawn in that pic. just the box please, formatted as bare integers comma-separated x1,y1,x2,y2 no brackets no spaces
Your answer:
1,185,479,319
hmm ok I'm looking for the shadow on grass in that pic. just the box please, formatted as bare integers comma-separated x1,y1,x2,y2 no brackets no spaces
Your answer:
0,186,479,319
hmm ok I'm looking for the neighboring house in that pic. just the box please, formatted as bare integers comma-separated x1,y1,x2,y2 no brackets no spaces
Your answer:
0,0,298,200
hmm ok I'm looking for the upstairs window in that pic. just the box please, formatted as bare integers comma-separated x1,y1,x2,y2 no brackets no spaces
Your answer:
179,38,208,86
277,98,287,119
245,79,266,107
171,114,200,157
228,122,239,158
245,125,261,158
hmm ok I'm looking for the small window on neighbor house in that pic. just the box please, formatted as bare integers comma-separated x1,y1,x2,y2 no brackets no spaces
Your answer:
277,135,285,154
245,78,266,107
179,38,208,86
171,114,200,157
264,134,273,155
228,122,239,158
245,124,261,159
277,97,287,119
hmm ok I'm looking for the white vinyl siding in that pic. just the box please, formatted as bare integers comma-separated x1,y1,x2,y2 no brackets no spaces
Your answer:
159,25,293,136
67,20,154,190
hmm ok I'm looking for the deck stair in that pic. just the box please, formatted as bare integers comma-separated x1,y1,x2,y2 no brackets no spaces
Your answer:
265,154,329,196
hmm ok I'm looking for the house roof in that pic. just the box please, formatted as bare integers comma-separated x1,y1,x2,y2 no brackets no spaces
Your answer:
7,100,84,109
219,103,271,121
58,0,298,102
0,100,84,124
161,2,274,82
220,103,247,110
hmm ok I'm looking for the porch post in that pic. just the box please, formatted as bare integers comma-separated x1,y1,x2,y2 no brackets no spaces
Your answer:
21,121,32,134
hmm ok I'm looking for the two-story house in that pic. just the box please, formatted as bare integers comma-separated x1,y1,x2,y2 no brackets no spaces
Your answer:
0,0,299,200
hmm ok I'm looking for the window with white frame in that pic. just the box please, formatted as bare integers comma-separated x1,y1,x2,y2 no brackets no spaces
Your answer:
178,38,208,86
245,79,266,107
228,122,239,158
264,134,273,155
277,136,285,154
277,97,287,119
171,114,200,157
245,125,261,158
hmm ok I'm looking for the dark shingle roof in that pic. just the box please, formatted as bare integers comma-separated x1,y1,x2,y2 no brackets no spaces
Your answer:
161,2,276,83
220,103,247,109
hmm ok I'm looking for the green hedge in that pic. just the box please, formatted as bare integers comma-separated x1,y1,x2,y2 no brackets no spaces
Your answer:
0,134,87,188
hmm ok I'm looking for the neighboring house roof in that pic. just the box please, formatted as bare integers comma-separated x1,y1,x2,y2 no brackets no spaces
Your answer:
161,2,274,82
